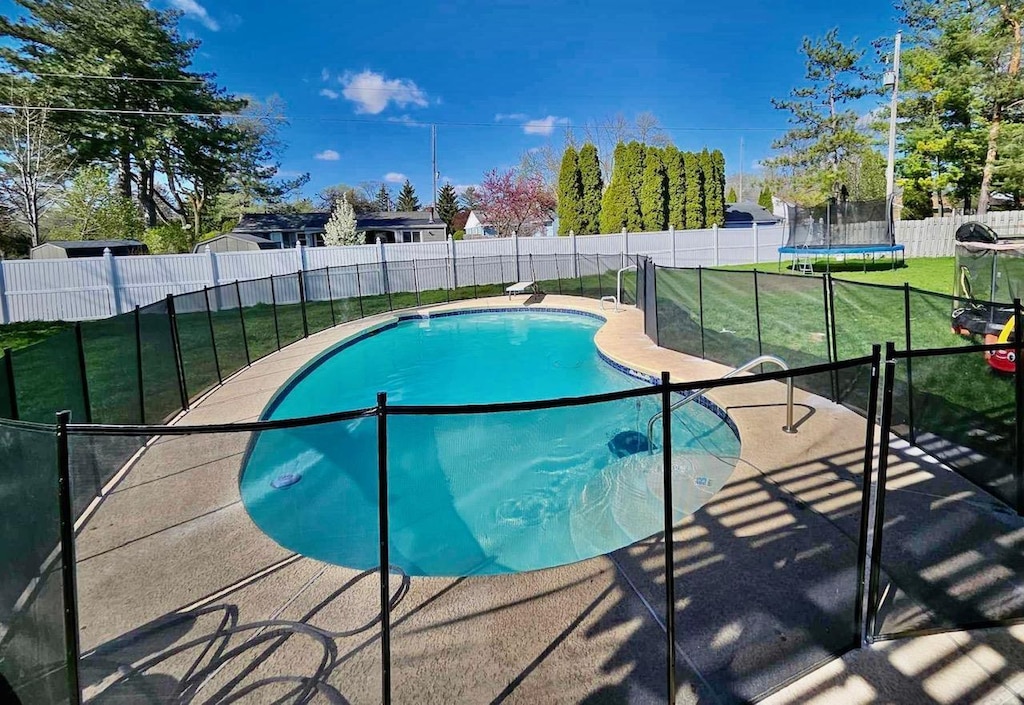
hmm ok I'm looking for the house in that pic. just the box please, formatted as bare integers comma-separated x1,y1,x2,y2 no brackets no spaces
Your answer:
464,210,499,239
30,239,149,259
723,202,783,229
192,232,282,253
229,210,447,247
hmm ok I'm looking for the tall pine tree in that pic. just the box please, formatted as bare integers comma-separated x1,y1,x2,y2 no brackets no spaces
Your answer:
727,186,738,202
706,149,726,226
578,142,603,235
663,145,686,229
622,141,646,231
436,182,458,234
601,142,630,233
683,152,704,229
396,179,420,211
758,185,774,210
375,183,391,211
640,146,667,231
556,145,584,235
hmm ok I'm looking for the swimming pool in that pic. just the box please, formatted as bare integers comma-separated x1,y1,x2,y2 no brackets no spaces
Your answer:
240,309,740,576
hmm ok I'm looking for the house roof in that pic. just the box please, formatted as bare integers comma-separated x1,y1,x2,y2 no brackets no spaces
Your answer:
39,239,146,250
357,211,446,230
724,202,781,225
192,232,279,252
234,212,330,232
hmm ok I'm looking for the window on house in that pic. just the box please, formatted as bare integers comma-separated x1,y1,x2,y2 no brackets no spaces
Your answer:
402,230,421,243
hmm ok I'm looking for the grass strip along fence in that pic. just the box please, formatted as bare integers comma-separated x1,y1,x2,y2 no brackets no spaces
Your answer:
646,259,1023,512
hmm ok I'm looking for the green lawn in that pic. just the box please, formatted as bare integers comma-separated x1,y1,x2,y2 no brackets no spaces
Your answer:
724,256,956,294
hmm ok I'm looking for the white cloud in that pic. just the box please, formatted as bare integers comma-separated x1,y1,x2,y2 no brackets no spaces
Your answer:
384,172,407,183
314,150,340,161
321,68,331,82
340,70,429,115
495,112,528,122
522,115,570,136
319,88,340,100
452,184,477,195
168,0,219,31
387,114,428,128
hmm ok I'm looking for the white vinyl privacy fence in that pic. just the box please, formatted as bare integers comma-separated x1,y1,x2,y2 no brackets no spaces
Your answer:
9,207,1018,324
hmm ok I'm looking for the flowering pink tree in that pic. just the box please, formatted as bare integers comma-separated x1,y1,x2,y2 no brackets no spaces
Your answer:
477,167,556,236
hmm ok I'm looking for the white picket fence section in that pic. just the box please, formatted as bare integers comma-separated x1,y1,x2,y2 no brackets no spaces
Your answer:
13,209,1024,323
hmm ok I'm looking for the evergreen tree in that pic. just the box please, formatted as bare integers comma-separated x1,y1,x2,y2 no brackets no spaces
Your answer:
556,145,584,235
375,183,391,211
727,186,738,202
622,141,646,231
758,185,774,210
640,146,668,231
707,149,726,226
663,145,686,229
683,152,705,229
601,143,630,233
396,179,420,211
577,142,603,235
436,182,458,234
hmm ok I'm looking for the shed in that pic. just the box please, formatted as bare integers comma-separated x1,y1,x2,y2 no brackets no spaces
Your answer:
192,232,282,253
723,202,783,229
30,240,149,259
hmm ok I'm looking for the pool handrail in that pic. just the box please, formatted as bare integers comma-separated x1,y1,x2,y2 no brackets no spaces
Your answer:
646,354,796,452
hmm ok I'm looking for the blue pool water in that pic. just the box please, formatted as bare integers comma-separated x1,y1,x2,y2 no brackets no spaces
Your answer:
240,310,740,576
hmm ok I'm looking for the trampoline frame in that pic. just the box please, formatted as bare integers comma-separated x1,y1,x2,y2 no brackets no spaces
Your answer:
777,245,906,274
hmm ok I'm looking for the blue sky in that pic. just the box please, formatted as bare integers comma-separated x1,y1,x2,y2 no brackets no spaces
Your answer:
6,0,900,202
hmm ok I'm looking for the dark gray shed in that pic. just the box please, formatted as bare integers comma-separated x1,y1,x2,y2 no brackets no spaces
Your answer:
30,240,150,259
192,232,282,253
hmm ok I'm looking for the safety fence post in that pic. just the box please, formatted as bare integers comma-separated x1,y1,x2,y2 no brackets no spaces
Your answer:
134,306,146,424
325,267,338,327
412,259,421,306
866,342,898,639
166,294,189,411
269,275,281,352
203,286,222,385
903,283,916,444
376,392,392,705
297,270,309,338
827,274,839,401
73,322,92,424
1016,299,1024,517
3,347,18,419
472,257,478,300
855,345,882,644
753,270,763,357
55,410,82,705
235,281,251,366
697,267,706,360
355,264,365,319
823,275,838,401
661,371,677,704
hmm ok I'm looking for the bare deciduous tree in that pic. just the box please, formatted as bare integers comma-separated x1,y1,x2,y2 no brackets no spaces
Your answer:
0,108,71,247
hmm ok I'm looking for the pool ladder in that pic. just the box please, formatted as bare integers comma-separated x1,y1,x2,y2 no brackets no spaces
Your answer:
646,355,796,454
600,264,638,312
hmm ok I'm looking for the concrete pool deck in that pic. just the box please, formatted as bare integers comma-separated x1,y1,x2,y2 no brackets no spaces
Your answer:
73,294,1024,703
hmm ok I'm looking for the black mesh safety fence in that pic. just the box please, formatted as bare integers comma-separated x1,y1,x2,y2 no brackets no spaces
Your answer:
172,289,220,402
635,255,647,313
272,273,305,347
0,349,15,420
80,312,141,425
654,267,702,357
11,328,88,424
138,300,183,425
577,254,607,300
414,258,452,306
301,268,336,335
207,284,248,381
830,279,907,361
67,418,385,705
699,269,760,369
327,265,364,324
869,348,1024,643
237,276,279,362
358,262,391,316
0,420,70,705
643,258,658,343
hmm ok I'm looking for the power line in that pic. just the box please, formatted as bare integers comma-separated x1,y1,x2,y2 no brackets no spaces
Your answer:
0,103,788,133
6,71,207,84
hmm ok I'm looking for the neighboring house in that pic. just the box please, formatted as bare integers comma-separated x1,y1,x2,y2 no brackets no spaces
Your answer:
192,232,282,253
464,210,498,239
230,210,447,247
30,240,149,259
723,202,783,229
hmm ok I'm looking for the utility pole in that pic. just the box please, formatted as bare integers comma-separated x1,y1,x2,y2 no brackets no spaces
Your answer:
739,136,744,202
885,31,902,202
430,123,437,223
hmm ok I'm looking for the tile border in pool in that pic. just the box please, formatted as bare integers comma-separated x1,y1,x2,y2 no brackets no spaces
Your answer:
259,305,740,443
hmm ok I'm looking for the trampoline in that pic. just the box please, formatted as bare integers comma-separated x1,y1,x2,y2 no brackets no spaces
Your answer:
778,196,899,273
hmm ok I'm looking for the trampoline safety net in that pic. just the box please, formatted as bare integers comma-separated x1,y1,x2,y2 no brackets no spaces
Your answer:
784,196,894,249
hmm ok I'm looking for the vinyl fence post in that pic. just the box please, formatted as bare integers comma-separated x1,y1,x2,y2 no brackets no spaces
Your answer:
449,236,458,291
73,322,92,423
0,260,9,325
903,284,916,444
621,227,628,269
55,410,82,705
103,247,122,315
712,225,720,267
753,221,760,263
166,294,189,410
660,371,677,705
205,245,219,288
376,392,393,705
1015,299,1024,517
296,242,306,273
297,270,309,338
234,280,251,366
134,306,146,424
669,225,677,268
203,286,222,385
866,342,898,640
269,274,281,351
855,345,883,645
570,230,579,278
2,347,18,419
472,257,478,299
